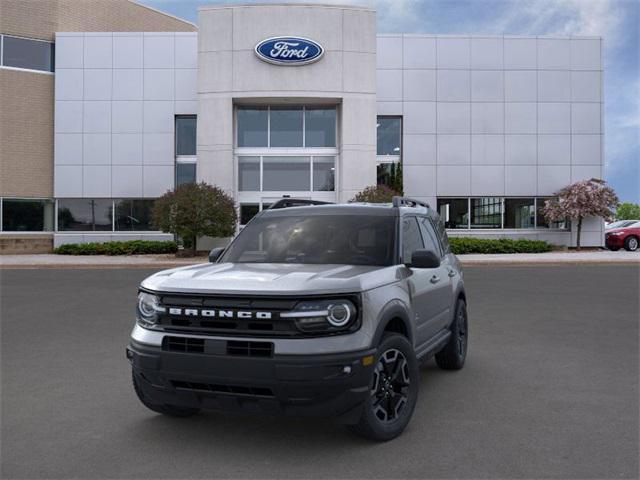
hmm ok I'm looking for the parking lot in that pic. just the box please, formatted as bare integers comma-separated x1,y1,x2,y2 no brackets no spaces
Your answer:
1,265,638,479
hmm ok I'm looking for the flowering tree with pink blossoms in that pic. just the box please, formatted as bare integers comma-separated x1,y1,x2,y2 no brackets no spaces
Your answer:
543,178,619,250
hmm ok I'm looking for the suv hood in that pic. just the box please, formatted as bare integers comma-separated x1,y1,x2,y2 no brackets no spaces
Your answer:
141,262,403,295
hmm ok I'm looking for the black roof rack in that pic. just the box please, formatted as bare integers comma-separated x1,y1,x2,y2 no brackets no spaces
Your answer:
267,198,334,210
392,196,430,209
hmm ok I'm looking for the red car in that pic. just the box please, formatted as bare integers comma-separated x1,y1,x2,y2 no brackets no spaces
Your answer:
605,222,640,251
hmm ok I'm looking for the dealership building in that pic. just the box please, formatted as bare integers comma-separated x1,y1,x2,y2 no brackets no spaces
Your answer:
0,1,605,252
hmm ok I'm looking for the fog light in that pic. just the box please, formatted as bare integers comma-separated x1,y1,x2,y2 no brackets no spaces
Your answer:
362,355,374,366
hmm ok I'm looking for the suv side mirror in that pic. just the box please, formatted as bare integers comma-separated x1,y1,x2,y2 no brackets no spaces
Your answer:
408,249,440,269
208,247,225,263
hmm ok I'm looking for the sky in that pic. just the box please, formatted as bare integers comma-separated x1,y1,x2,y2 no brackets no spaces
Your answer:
141,0,639,203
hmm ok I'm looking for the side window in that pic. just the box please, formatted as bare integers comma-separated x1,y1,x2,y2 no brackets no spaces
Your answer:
419,217,442,257
402,217,424,264
435,216,451,254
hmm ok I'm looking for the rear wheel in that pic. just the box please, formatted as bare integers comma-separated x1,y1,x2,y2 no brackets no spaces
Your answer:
624,236,638,252
132,371,200,417
435,299,468,370
347,333,419,441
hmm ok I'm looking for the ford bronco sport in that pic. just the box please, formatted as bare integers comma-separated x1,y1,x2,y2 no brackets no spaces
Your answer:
127,197,468,441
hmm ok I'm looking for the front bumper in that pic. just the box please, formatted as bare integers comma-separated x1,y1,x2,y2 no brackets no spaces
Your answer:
128,339,376,422
605,235,624,248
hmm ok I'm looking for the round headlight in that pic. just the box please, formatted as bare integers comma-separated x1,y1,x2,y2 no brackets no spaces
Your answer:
137,292,163,326
327,303,352,327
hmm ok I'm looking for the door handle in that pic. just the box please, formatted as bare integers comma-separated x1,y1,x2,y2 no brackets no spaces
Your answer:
448,269,457,277
430,275,440,284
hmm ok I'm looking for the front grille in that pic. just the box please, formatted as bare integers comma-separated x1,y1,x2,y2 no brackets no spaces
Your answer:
171,380,274,398
227,340,273,357
151,292,361,338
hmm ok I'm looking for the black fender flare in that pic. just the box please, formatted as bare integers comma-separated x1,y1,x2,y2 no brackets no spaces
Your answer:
371,300,414,348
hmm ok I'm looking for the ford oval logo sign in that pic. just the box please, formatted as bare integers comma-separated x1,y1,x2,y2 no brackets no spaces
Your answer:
255,37,324,66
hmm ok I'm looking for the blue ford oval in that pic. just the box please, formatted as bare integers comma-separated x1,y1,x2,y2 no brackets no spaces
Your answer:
255,37,324,66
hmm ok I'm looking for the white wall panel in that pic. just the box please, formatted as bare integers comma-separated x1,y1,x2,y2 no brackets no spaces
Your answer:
113,35,143,68
505,165,536,195
538,103,570,134
571,103,601,134
84,36,112,68
83,101,111,133
376,70,403,101
505,71,536,102
471,135,504,165
538,70,570,101
403,134,436,165
471,103,503,134
112,165,143,197
504,38,536,69
112,69,143,100
505,103,536,134
436,38,470,69
538,135,570,165
437,103,470,134
437,70,470,101
437,135,470,164
56,69,83,100
471,165,504,195
143,133,174,165
471,71,503,101
143,35,174,68
112,101,143,133
83,133,111,165
437,166,470,195
571,135,601,165
377,36,403,69
55,134,83,165
470,38,503,69
143,101,174,133
112,134,143,165
83,165,111,197
537,39,570,69
402,36,436,69
571,39,601,70
55,165,83,197
538,165,571,195
403,102,436,134
55,101,83,133
83,69,112,100
143,165,175,197
144,69,174,100
55,35,84,68
571,71,601,102
403,70,436,101
505,135,536,165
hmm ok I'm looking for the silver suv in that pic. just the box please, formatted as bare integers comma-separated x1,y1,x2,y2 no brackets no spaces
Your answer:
127,197,468,441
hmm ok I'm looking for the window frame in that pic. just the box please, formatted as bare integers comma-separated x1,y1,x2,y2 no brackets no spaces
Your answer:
0,197,54,232
235,105,338,149
0,34,55,75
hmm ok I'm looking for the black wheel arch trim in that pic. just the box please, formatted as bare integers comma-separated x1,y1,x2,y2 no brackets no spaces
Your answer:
371,300,414,348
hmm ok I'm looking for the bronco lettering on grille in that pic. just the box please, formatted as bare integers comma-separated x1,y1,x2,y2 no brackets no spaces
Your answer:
168,308,272,320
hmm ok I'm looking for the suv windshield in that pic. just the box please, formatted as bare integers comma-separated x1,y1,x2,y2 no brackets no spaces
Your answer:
221,214,397,266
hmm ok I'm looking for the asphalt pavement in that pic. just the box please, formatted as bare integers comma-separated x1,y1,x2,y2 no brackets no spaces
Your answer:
1,266,638,479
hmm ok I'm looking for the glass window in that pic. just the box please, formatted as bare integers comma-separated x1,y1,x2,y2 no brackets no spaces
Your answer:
175,116,196,156
2,199,53,231
176,163,196,186
114,199,155,231
377,161,402,191
504,198,535,229
537,198,569,229
240,204,260,225
471,197,502,229
238,156,260,191
437,199,469,229
2,35,54,72
237,107,268,147
418,217,442,257
312,157,335,191
57,199,111,231
377,117,401,156
263,156,310,191
270,107,303,147
434,216,451,253
305,107,336,147
402,217,424,264
221,215,397,266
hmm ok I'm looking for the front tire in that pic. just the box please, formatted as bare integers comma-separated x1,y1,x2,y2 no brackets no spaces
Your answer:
132,371,200,417
347,333,419,441
624,236,638,251
435,299,468,370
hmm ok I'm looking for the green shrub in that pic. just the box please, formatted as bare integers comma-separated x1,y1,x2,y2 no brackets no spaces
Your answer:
449,237,553,255
54,240,178,256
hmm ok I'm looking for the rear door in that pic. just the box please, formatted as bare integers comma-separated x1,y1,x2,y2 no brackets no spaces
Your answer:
418,216,453,332
402,216,449,347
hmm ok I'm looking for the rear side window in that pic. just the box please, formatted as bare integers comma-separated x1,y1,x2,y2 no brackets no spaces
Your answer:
435,216,451,254
402,217,424,264
419,217,442,257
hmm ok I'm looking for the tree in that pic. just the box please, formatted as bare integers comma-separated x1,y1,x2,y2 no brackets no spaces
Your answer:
152,182,237,255
616,202,640,220
350,184,401,203
542,178,619,250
